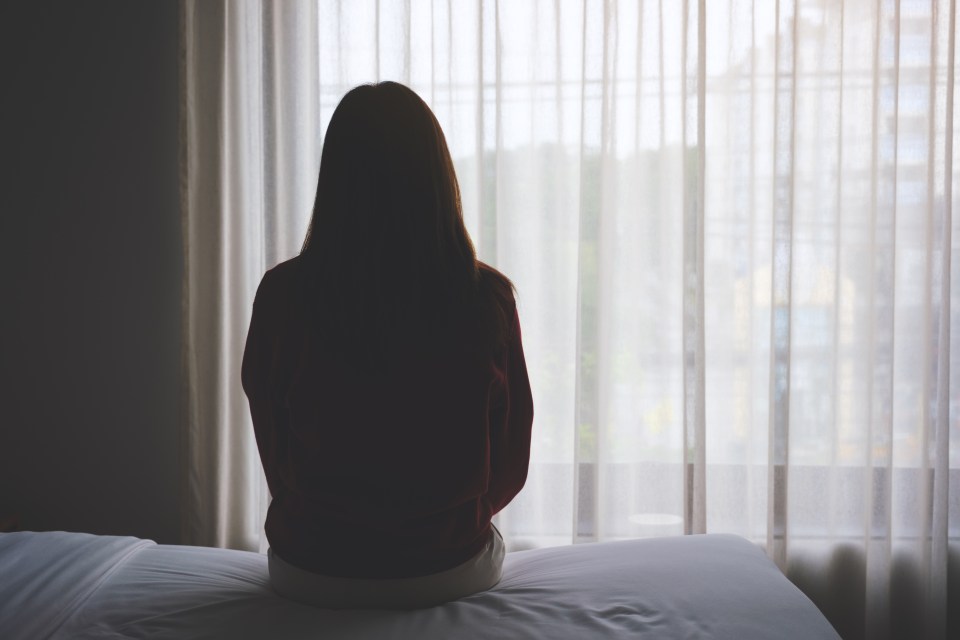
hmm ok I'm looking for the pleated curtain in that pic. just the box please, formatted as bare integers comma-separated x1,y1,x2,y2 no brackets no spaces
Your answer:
181,2,958,638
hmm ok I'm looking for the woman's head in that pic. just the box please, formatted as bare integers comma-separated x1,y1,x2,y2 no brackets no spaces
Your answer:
303,81,474,276
300,82,510,362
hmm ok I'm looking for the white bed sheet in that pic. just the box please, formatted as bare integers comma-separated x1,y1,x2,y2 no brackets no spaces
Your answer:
0,531,839,639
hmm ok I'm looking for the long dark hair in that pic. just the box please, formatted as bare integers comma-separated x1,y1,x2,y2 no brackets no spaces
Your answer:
300,82,513,367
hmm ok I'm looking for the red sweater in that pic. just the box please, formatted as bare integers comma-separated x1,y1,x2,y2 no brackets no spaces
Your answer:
241,257,534,579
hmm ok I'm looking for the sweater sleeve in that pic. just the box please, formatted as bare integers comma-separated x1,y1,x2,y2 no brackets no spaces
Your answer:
241,271,285,500
486,306,535,515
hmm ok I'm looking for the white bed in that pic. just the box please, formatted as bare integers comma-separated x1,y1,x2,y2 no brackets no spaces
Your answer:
0,531,839,639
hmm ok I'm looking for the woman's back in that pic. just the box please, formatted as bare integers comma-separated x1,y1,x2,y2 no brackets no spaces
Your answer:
243,256,532,580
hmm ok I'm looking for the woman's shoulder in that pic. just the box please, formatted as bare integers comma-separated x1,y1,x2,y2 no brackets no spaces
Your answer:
252,256,305,314
258,255,303,290
477,261,516,310
476,262,518,351
266,255,303,281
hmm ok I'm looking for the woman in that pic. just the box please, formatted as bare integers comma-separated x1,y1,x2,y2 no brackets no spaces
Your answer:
241,82,534,609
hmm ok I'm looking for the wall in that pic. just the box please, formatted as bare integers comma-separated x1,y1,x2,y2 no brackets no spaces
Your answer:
0,1,182,543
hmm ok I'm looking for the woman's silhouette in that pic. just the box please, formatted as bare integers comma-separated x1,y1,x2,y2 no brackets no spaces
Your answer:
242,82,533,609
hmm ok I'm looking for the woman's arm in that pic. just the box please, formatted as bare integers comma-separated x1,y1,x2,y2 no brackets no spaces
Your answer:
485,306,534,515
241,271,286,500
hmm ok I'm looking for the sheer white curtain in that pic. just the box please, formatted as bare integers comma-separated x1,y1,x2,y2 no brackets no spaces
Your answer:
182,1,958,638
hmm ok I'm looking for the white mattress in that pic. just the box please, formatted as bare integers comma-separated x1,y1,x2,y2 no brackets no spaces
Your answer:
0,531,839,639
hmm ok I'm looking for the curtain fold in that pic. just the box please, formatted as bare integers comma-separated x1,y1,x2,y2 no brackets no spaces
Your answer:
182,1,957,637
